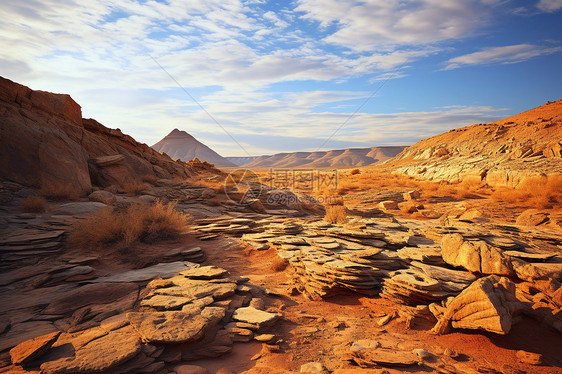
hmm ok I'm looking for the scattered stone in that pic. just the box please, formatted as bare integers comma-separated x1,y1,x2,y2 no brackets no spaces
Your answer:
349,348,418,367
300,362,327,373
403,190,420,200
50,202,107,216
254,334,276,343
412,348,433,361
378,201,399,211
233,307,280,328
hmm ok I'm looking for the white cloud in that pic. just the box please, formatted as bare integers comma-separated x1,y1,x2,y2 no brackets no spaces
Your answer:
537,0,562,12
295,0,501,51
444,44,562,69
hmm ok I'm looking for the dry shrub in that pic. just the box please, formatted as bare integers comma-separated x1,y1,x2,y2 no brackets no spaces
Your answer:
491,175,562,209
68,200,189,250
324,203,348,224
40,182,79,200
21,195,47,213
122,180,146,196
270,255,289,272
350,168,361,175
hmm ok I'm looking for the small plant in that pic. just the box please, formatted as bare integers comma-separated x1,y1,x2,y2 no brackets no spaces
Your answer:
21,195,47,213
122,180,146,196
68,200,189,250
270,255,289,272
350,168,361,175
324,200,348,224
40,182,80,200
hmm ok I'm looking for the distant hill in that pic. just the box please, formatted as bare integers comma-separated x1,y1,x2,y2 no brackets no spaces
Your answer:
388,99,562,187
152,129,236,168
226,146,406,169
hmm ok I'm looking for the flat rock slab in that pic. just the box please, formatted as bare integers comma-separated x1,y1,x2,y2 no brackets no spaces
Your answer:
233,307,280,328
504,250,557,261
91,261,197,283
0,229,65,244
50,202,107,216
140,295,195,310
43,282,138,315
0,321,58,352
40,325,141,374
127,311,207,343
350,348,418,367
181,266,229,280
10,331,61,364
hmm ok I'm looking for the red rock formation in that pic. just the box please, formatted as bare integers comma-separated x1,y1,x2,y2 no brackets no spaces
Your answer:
0,76,215,195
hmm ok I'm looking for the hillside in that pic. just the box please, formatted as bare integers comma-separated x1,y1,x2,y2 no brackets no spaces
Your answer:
0,77,216,195
388,100,562,187
227,146,406,168
152,129,236,168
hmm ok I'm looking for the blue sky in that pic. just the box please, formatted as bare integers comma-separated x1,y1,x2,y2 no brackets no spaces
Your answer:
1,0,561,156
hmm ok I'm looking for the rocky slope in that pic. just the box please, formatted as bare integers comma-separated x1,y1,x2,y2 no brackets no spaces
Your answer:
388,100,562,186
0,77,216,196
228,146,406,168
152,129,236,168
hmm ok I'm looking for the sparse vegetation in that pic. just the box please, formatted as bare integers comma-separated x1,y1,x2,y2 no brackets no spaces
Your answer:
324,201,348,224
270,255,289,272
122,180,146,196
491,175,562,209
21,195,47,213
40,182,80,200
68,200,189,250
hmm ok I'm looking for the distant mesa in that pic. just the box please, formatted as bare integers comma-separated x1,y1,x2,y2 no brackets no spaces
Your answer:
227,146,407,168
152,129,236,168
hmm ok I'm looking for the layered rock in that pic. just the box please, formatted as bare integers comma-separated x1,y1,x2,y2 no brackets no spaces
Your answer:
0,76,216,196
388,99,562,187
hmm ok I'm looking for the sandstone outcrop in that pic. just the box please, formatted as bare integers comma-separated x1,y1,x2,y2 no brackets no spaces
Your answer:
0,76,216,196
388,99,562,187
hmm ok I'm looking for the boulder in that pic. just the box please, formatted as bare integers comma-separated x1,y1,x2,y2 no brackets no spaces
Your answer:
441,234,514,276
431,275,520,335
378,201,398,211
88,190,116,205
516,209,549,226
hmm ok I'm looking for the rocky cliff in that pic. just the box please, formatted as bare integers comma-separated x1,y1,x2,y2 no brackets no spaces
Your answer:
389,100,562,187
0,77,208,196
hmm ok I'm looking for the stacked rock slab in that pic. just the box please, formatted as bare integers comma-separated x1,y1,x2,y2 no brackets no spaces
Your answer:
4,265,282,373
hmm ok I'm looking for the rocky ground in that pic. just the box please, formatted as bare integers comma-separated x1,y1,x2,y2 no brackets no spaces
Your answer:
1,175,561,374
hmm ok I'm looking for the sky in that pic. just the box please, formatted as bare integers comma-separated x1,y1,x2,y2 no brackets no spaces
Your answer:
1,0,561,157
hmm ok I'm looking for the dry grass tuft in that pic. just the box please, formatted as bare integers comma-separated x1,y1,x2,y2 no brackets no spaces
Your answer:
21,195,47,213
122,180,146,196
491,175,562,209
324,202,348,224
270,255,289,272
40,182,80,200
68,200,189,250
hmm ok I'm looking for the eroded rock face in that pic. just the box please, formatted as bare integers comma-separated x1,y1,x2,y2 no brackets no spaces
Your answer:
0,76,208,195
431,275,520,335
441,234,514,276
